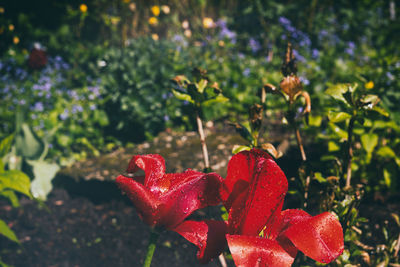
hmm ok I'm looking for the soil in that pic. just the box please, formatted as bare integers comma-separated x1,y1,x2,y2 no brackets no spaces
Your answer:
1,127,399,267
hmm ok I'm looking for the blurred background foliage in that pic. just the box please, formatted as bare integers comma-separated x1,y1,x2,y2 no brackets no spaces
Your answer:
0,1,399,265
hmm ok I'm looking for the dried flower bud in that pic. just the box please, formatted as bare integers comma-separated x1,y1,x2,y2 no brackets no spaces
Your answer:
28,48,47,70
281,42,297,76
249,104,263,131
261,143,282,159
280,75,303,101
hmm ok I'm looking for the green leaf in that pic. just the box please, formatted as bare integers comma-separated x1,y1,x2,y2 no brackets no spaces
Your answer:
172,89,194,103
197,79,208,93
328,111,352,123
328,141,340,152
361,133,378,154
328,123,348,140
187,83,204,103
0,170,31,197
0,190,20,207
232,145,251,154
383,169,391,188
376,146,396,158
314,172,327,183
371,106,389,117
0,134,14,158
15,123,44,160
325,84,349,103
28,160,60,201
202,95,229,107
0,219,19,244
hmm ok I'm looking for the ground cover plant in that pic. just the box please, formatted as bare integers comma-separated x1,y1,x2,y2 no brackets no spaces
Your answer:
1,1,400,266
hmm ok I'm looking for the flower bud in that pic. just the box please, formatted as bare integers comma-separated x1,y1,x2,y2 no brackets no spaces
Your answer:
280,75,303,100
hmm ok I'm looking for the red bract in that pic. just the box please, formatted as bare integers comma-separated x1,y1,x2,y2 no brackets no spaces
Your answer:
115,154,224,229
175,149,344,266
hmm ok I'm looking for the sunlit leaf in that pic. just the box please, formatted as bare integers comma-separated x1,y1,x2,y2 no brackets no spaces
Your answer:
361,133,378,155
0,170,31,197
328,111,351,123
0,134,14,158
0,219,19,244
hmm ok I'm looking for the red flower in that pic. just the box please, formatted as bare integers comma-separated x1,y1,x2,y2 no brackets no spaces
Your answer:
115,154,224,229
28,48,47,70
174,149,344,266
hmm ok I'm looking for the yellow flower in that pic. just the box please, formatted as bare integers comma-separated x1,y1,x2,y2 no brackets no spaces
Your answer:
184,29,192,38
0,7,5,14
148,17,158,26
80,4,88,13
151,33,159,41
13,36,19,44
8,24,14,31
365,81,374,89
129,3,136,11
151,5,160,16
123,0,130,3
182,20,189,29
161,5,170,14
202,17,214,29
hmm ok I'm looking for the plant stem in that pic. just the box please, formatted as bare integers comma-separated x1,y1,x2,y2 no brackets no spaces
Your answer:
196,110,210,170
291,115,309,207
294,126,307,162
143,229,160,267
345,116,356,189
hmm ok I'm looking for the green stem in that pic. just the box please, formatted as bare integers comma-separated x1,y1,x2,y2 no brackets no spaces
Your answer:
143,229,160,267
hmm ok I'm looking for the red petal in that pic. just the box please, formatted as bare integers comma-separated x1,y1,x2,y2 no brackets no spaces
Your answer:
271,209,312,258
173,220,228,263
115,175,161,226
158,172,224,228
227,150,288,236
126,154,166,190
222,149,272,209
226,235,294,267
283,212,344,264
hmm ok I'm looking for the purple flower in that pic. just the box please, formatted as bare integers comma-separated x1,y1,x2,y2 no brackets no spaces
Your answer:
345,42,355,56
33,102,44,112
71,104,83,114
311,49,320,59
278,17,291,26
243,68,251,77
293,49,306,63
90,104,97,110
249,38,261,53
163,115,170,121
300,77,310,86
60,109,69,120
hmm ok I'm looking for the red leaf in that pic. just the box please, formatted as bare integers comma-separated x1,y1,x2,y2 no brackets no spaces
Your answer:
226,235,294,267
283,212,344,264
173,220,228,263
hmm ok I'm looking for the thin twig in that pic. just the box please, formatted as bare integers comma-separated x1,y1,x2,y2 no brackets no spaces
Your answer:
218,254,228,267
394,232,400,257
196,111,210,170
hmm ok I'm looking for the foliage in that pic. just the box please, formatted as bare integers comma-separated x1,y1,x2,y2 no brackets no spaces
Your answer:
0,135,32,266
